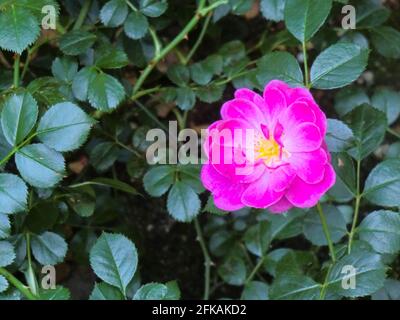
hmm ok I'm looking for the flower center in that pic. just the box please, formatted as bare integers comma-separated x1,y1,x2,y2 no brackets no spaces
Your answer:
255,137,281,166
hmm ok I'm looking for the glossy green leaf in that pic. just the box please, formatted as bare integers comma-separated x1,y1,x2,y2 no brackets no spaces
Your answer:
143,166,175,197
310,43,369,89
37,102,95,152
140,0,168,18
124,11,149,40
15,144,65,188
133,283,168,300
284,0,332,42
270,274,321,300
218,256,247,286
100,0,129,27
39,286,71,300
70,178,138,195
0,275,8,293
371,89,400,125
176,87,196,110
372,279,400,300
303,205,347,246
0,241,15,267
89,142,119,172
370,26,400,59
89,282,124,300
363,159,400,207
244,221,271,257
345,104,387,160
59,31,97,56
260,0,286,22
326,251,386,297
241,281,269,300
89,233,138,294
326,119,354,152
257,52,303,87
334,86,370,116
51,57,78,83
358,210,400,254
0,174,28,214
31,232,68,265
167,182,200,222
0,6,40,53
1,92,38,146
0,214,10,240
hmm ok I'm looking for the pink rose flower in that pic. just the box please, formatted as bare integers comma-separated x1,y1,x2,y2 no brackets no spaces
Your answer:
201,80,336,213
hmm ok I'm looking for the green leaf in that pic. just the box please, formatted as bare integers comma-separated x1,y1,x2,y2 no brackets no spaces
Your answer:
326,119,354,153
271,249,319,277
37,102,95,152
89,142,119,172
370,26,400,59
371,89,400,125
176,87,196,110
39,286,71,300
244,221,271,257
204,196,229,215
372,279,400,300
260,0,286,22
329,153,356,201
190,55,223,85
124,11,149,40
31,232,68,265
70,178,138,195
164,280,181,300
133,283,168,300
71,67,97,101
90,282,124,300
326,251,386,298
284,0,332,42
0,214,10,239
303,205,347,246
257,52,303,87
1,92,38,146
167,182,200,222
0,275,8,293
140,0,168,18
195,85,225,104
334,86,370,116
363,159,400,207
51,57,78,83
0,174,28,214
0,5,40,53
270,274,321,300
264,208,306,240
345,104,387,160
90,233,138,294
358,210,400,254
0,241,15,267
356,0,390,28
143,166,175,197
87,72,126,111
218,256,247,286
100,0,129,27
167,65,190,86
310,43,369,89
15,144,65,188
59,31,97,56
95,48,129,69
241,281,269,300
27,77,67,105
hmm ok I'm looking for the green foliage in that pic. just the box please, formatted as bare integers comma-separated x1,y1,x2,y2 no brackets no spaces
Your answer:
0,0,399,302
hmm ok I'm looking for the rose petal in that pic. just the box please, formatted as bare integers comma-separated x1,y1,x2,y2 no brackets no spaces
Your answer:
282,122,322,152
289,148,327,184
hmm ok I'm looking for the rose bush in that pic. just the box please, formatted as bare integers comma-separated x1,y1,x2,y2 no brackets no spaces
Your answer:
0,0,399,301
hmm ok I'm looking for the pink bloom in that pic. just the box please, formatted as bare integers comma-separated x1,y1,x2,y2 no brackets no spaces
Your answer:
201,80,336,213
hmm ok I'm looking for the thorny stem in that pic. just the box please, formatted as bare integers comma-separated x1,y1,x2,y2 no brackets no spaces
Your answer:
73,0,92,30
348,159,362,254
317,202,336,263
194,217,212,300
132,0,227,97
184,12,213,65
0,267,37,300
